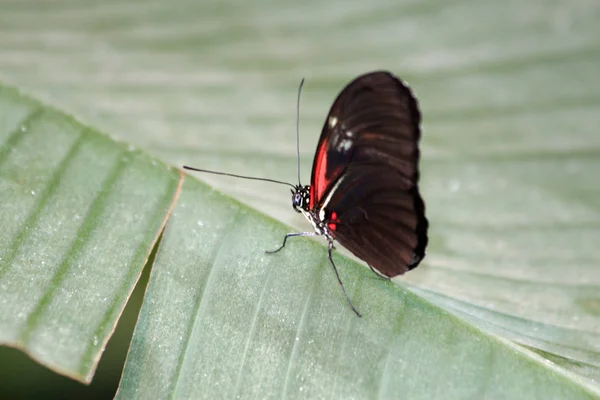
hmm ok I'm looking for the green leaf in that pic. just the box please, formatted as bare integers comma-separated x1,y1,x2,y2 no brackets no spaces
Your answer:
0,86,182,381
116,178,599,399
1,0,599,397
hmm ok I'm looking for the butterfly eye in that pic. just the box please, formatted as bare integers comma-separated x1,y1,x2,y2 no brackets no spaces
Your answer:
291,192,302,212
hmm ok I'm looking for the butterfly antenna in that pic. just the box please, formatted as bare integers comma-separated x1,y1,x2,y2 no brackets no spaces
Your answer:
183,166,296,189
296,78,305,186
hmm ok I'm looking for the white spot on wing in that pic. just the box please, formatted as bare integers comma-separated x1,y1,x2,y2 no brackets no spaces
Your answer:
329,116,338,128
336,138,353,152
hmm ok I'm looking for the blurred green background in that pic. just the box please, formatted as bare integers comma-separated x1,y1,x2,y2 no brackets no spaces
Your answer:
1,0,599,398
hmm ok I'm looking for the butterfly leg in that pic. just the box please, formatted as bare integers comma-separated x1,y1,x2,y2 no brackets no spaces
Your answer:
368,264,391,281
327,241,362,318
265,231,319,254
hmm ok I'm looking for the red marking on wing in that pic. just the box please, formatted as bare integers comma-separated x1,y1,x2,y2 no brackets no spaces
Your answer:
328,211,339,231
310,140,329,209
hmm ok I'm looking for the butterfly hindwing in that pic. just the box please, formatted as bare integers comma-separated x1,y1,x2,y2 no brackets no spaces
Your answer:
320,165,427,276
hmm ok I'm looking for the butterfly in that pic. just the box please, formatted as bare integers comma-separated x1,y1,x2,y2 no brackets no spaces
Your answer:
185,71,428,317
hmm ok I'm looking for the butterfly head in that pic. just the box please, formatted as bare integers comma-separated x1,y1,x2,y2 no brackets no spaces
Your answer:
291,185,311,213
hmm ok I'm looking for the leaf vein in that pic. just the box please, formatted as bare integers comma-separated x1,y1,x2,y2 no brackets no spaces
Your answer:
0,107,44,168
80,165,182,377
0,126,84,284
169,207,242,399
232,252,276,397
21,140,130,343
280,251,327,398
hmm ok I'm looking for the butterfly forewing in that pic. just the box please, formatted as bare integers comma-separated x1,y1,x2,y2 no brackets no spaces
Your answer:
309,71,428,277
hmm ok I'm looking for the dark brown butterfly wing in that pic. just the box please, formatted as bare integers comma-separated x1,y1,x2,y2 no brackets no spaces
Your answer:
321,164,427,276
310,71,428,277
